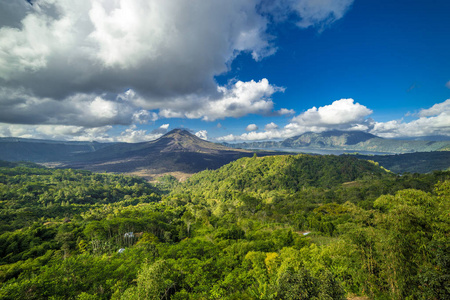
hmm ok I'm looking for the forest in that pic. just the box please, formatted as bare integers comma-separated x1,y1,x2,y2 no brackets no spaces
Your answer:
0,154,449,299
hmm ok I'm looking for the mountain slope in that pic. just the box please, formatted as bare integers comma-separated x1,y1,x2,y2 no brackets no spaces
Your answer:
66,129,259,179
229,130,450,154
0,138,114,162
176,154,391,200
282,130,378,148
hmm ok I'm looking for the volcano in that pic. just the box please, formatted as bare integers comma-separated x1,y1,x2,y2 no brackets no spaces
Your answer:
66,129,256,180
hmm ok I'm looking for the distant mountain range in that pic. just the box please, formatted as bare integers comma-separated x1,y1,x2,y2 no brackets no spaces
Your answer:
1,129,449,176
0,129,281,180
225,130,450,153
66,129,265,179
0,137,115,162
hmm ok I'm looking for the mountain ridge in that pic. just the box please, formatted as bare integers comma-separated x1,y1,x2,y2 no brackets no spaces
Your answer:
226,130,450,153
281,130,379,147
0,137,115,162
1,129,449,176
64,129,269,180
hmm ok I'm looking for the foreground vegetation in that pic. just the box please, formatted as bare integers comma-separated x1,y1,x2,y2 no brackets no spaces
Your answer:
0,155,449,299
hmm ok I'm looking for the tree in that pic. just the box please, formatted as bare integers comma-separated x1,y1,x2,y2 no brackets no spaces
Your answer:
121,260,176,300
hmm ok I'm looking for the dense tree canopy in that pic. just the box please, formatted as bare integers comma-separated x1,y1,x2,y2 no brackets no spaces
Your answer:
0,156,449,299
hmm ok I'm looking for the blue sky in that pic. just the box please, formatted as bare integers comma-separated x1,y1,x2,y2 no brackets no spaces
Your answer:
0,0,449,142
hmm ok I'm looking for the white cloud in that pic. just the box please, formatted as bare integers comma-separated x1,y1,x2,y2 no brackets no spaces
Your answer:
0,122,171,143
420,99,450,117
0,123,113,142
217,98,373,142
216,134,236,142
0,0,31,28
291,98,372,126
0,87,145,127
195,130,208,140
148,124,170,135
265,122,278,130
89,97,119,119
0,0,275,101
370,114,450,138
220,130,283,142
158,78,286,121
446,80,450,89
277,108,296,115
115,125,168,143
291,0,354,30
371,99,450,138
0,0,355,134
246,124,259,131
132,110,158,124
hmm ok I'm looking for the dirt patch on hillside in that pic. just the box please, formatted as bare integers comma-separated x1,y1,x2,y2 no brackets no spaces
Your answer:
126,170,193,182
347,296,370,300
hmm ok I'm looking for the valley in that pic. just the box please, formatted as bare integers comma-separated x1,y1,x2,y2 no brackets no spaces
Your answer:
2,1,449,299
0,155,448,299
0,129,449,299
1,129,449,179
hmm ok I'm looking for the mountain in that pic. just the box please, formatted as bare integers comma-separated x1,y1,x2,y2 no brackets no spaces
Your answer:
0,137,115,162
228,130,450,154
66,129,264,179
178,154,391,197
2,129,449,177
281,130,378,148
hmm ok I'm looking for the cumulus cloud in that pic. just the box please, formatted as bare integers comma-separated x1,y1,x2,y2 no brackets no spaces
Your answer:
149,124,170,135
291,98,372,126
0,0,275,105
0,123,171,143
419,99,450,117
246,124,259,131
371,99,450,138
370,114,450,138
219,98,450,142
0,123,113,141
0,87,145,127
277,108,296,115
158,79,286,121
116,124,170,143
0,0,356,140
216,134,235,142
265,122,279,130
217,99,373,142
195,130,208,140
217,130,283,142
0,0,31,28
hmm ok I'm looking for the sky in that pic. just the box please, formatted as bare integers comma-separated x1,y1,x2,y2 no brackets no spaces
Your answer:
0,0,449,143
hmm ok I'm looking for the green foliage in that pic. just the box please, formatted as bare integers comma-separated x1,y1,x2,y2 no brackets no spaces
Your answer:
0,158,449,299
121,260,176,300
179,155,389,197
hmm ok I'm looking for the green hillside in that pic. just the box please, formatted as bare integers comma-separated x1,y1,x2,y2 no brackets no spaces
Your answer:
177,154,390,199
0,157,449,299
